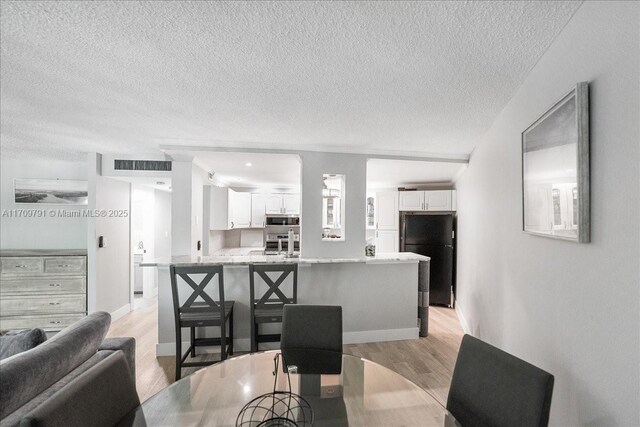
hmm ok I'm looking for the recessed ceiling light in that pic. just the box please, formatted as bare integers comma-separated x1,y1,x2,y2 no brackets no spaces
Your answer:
245,162,252,167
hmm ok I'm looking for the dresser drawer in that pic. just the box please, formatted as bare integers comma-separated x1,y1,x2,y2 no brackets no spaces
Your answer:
0,257,43,275
0,314,85,332
0,294,86,316
0,277,86,295
44,257,86,274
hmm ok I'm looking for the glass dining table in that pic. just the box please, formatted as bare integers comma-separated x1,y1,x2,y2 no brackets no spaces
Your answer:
120,350,459,426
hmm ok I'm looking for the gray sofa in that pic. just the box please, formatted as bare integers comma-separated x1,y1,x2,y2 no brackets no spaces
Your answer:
0,312,136,427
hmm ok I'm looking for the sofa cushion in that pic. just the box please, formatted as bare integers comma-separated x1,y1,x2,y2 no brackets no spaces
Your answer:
0,351,114,427
0,330,47,361
19,351,140,427
0,312,111,419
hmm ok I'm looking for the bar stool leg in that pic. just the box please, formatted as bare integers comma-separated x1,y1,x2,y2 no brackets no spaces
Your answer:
190,327,196,358
175,326,182,381
229,310,234,356
250,318,256,353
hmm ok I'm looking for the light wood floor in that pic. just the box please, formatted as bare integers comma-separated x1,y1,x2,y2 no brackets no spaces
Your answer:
107,297,464,405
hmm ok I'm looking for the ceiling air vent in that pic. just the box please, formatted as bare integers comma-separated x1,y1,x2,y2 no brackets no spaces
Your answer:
114,160,172,171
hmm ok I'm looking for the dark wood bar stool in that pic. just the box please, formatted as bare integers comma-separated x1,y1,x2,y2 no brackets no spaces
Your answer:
170,265,234,380
249,263,298,353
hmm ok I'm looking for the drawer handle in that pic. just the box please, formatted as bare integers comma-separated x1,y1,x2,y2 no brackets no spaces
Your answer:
49,283,61,287
15,265,29,268
49,302,61,305
58,264,71,268
49,321,62,324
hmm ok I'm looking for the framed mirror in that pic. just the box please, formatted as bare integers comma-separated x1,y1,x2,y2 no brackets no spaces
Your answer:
522,82,590,243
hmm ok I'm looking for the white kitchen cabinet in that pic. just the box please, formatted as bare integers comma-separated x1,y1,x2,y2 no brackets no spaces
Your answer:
283,194,300,214
424,190,452,211
264,194,300,215
207,187,252,230
375,191,398,230
399,190,454,211
376,230,399,253
208,186,231,230
265,194,284,214
251,193,267,228
231,192,252,229
398,191,424,211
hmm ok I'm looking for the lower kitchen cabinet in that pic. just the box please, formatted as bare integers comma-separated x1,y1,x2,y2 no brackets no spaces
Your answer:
376,230,399,253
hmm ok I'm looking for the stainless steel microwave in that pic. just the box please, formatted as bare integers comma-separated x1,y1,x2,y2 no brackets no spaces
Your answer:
265,215,300,226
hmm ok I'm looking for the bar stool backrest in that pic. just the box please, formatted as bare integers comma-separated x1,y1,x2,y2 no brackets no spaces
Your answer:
169,265,226,320
249,263,298,310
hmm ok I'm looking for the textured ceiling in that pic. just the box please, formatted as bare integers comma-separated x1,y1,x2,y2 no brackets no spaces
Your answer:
0,1,582,161
190,151,301,188
367,159,467,188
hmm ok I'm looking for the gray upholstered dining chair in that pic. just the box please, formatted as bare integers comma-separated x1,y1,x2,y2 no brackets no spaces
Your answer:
447,334,554,427
19,351,140,427
281,304,342,374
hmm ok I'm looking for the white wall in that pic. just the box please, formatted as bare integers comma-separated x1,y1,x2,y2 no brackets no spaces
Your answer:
94,176,131,316
300,152,367,258
171,161,206,256
86,153,132,320
455,2,639,426
0,159,87,249
153,189,171,293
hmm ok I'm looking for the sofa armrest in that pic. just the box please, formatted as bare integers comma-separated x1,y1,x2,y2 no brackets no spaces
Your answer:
99,337,136,380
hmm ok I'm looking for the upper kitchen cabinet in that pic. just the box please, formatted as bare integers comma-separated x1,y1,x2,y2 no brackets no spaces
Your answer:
282,194,300,214
251,193,267,228
375,191,398,230
207,186,231,230
207,186,251,230
231,191,252,229
398,191,423,211
264,193,300,215
399,190,455,212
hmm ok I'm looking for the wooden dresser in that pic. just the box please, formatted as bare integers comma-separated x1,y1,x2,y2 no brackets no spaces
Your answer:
0,250,87,332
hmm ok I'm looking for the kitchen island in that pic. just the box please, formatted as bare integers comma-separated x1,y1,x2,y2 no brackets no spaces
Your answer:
143,252,429,356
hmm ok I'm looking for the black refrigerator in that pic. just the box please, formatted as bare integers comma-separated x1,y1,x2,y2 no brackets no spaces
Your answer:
400,213,455,306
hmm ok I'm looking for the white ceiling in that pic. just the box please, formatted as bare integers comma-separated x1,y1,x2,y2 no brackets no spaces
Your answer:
0,1,582,161
367,159,467,188
189,151,301,189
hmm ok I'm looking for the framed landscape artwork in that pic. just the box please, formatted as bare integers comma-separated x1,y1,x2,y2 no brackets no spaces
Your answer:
522,82,590,243
14,179,89,205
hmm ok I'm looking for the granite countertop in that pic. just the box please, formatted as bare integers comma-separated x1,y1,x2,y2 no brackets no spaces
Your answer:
213,247,265,256
0,249,88,257
141,252,429,267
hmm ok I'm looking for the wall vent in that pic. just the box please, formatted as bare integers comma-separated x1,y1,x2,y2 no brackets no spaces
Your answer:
114,160,172,171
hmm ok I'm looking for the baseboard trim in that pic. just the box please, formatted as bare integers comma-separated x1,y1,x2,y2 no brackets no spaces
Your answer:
155,327,420,357
455,304,471,334
111,303,131,322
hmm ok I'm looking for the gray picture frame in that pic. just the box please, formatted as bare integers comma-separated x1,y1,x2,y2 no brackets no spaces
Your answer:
14,178,89,205
522,82,590,243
